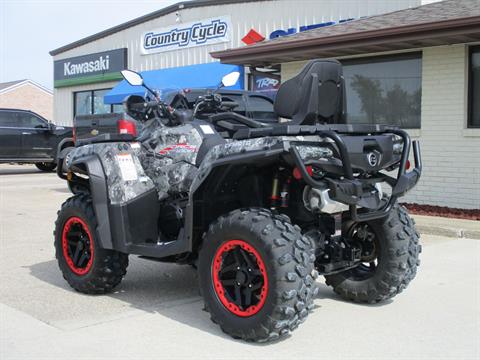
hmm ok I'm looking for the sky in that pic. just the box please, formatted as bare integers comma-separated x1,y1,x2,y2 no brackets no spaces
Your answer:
0,0,441,91
0,0,181,90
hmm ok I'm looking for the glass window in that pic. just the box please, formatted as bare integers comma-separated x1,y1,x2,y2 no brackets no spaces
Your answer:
469,46,480,128
0,111,19,127
93,89,111,114
112,104,123,113
342,54,422,129
75,91,92,116
74,89,117,117
18,113,46,128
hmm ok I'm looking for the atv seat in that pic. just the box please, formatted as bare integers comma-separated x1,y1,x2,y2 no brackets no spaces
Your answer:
274,59,345,125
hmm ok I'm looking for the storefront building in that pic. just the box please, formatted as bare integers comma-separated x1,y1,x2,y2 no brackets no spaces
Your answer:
212,0,480,209
50,0,419,126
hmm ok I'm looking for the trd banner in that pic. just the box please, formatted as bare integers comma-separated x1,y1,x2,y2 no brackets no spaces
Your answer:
252,73,280,98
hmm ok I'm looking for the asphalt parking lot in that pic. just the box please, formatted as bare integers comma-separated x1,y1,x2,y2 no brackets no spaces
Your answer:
0,164,479,360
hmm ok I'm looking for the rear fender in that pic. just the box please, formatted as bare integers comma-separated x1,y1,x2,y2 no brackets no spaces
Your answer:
186,147,285,250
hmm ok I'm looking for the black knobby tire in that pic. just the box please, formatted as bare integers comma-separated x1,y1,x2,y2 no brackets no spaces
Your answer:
54,194,129,294
198,208,318,342
325,203,421,303
36,162,57,172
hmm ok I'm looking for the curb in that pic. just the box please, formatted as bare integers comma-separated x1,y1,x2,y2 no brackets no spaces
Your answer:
415,224,480,239
412,215,480,240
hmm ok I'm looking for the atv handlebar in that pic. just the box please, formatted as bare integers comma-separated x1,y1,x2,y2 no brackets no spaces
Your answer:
289,128,422,222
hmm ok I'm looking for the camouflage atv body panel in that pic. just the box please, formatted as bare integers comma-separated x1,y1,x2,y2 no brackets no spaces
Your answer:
67,122,206,204
67,142,155,205
67,122,333,205
138,122,203,200
192,135,333,191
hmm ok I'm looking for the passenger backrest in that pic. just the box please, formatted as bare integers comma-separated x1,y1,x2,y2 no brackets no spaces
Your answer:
274,59,345,124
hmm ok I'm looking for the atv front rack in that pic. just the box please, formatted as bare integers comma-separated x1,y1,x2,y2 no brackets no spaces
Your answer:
284,125,422,221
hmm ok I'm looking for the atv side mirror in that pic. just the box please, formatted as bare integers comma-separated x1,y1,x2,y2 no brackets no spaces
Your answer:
221,71,240,88
121,70,144,86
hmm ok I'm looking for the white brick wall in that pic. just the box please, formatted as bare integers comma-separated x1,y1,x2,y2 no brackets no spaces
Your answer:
406,45,480,209
281,45,480,210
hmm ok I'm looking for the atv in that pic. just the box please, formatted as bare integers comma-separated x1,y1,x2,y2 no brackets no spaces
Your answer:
54,59,422,342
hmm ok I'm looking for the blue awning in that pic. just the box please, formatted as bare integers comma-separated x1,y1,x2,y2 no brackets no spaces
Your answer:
104,62,244,104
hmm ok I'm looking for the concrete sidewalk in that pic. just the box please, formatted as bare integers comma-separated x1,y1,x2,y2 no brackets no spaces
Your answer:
412,214,480,239
1,164,479,359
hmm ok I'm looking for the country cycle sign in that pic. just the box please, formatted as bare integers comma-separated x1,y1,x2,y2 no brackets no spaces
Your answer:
141,16,231,55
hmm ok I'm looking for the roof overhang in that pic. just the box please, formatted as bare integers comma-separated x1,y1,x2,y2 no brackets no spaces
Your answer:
211,16,480,66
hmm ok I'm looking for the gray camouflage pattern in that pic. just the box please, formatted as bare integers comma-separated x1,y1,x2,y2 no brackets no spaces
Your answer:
142,122,203,164
67,125,334,205
191,137,282,191
67,142,155,205
295,144,333,161
140,155,198,200
139,123,203,200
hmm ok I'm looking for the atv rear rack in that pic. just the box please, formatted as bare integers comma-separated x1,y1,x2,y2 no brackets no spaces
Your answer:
285,126,422,222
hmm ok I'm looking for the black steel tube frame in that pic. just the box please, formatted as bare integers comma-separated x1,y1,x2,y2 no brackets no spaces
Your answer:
288,128,422,222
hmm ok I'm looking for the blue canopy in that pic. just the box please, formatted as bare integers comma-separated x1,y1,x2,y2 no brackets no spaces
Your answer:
104,62,244,104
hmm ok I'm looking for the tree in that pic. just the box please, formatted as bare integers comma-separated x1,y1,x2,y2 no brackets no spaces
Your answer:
384,84,410,127
350,75,384,123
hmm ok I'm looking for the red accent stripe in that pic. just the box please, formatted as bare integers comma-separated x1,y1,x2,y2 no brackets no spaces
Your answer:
158,143,197,155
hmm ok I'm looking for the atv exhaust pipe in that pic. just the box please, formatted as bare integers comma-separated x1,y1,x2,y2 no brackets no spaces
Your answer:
302,183,382,214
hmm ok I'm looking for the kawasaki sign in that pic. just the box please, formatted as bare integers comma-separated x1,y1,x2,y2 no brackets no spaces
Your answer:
54,48,127,88
141,16,231,55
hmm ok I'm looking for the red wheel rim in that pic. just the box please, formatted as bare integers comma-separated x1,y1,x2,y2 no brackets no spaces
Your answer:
61,216,94,275
212,239,268,317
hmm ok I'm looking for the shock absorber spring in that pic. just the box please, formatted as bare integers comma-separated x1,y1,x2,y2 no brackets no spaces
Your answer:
280,178,290,208
270,173,280,209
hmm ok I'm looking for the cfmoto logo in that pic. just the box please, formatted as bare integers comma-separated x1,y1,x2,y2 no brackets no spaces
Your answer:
368,152,379,167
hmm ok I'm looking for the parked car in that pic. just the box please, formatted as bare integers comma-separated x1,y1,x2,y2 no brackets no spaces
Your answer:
0,108,73,171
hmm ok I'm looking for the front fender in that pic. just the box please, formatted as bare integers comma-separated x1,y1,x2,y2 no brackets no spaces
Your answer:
65,142,155,250
71,155,114,250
